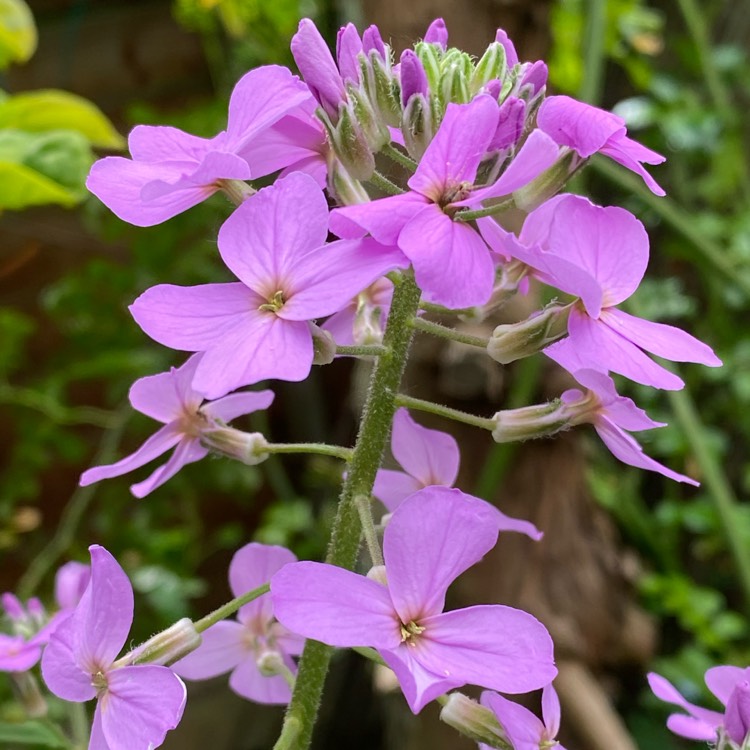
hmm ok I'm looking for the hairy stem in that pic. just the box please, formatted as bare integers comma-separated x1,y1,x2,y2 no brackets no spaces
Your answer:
335,344,387,357
394,393,497,431
355,494,384,566
265,443,353,461
193,583,270,633
411,316,490,348
367,170,405,195
381,142,418,172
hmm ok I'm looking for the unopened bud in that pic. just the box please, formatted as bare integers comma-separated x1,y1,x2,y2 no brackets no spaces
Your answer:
513,149,578,212
365,51,401,127
367,565,388,586
348,85,390,153
402,93,434,160
201,426,269,465
414,41,442,92
440,692,509,748
217,178,255,206
492,399,572,443
118,618,201,667
471,42,507,94
332,106,376,181
440,50,472,105
327,158,370,206
257,649,286,677
310,323,337,365
487,303,571,364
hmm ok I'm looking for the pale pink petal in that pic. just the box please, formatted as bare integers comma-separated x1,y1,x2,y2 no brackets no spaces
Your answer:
481,690,543,750
89,704,110,750
41,617,95,700
542,683,562,736
379,644,460,713
128,361,199,424
417,605,557,694
140,151,251,197
491,508,543,541
329,192,427,243
602,137,666,196
372,469,423,512
595,418,699,485
217,172,329,291
600,309,722,367
273,626,305,657
172,621,246,680
79,424,182,487
229,655,293,705
229,543,297,623
271,562,400,649
127,125,213,162
666,714,719,741
191,314,313,399
130,283,261,351
384,487,500,623
130,437,208,497
201,390,274,423
390,409,459,487
100,666,186,749
706,666,748,705
225,65,314,153
408,97,498,200
399,205,495,308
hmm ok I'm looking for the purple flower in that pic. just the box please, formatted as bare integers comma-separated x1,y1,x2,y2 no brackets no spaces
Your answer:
330,96,558,308
480,684,566,750
424,18,448,49
41,545,186,749
495,29,519,68
54,561,91,612
508,194,721,390
537,95,667,196
87,66,314,226
400,49,429,106
80,353,274,497
373,409,543,539
174,543,304,704
271,486,556,713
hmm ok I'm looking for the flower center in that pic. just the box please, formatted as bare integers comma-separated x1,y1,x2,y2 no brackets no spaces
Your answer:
258,290,286,313
439,180,472,212
399,620,426,645
91,670,108,696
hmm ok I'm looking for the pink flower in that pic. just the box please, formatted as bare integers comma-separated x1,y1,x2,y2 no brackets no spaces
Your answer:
271,486,556,713
537,95,666,196
80,353,274,497
174,543,304,704
87,66,314,226
130,172,406,399
41,545,186,749
480,684,567,750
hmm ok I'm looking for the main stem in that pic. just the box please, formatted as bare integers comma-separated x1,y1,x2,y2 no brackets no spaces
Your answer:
273,273,422,750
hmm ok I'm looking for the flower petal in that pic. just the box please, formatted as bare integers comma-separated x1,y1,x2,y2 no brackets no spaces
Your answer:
384,487,500,622
172,621,246,680
201,390,274,424
128,355,202,423
329,192,427,244
705,665,748,705
271,561,400,649
54,561,91,612
89,704,110,750
481,690,544,750
41,614,95,700
602,137,665,196
229,654,294,705
129,438,208,498
542,683,562,737
372,469,423,512
0,635,42,672
666,714,719,741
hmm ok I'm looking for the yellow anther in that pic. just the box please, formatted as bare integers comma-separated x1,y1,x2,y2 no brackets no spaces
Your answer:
258,290,286,313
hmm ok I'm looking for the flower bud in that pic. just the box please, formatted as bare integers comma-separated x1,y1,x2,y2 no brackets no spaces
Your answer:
471,42,507,94
513,149,578,213
362,25,386,58
414,41,442,92
439,692,509,748
327,157,370,206
400,49,429,106
310,323,337,365
336,23,363,86
491,400,572,443
348,85,390,153
366,565,388,586
331,105,376,181
201,426,269,465
119,618,202,668
424,18,448,49
495,29,519,68
257,649,286,677
440,49,472,105
487,303,571,364
402,93,434,160
365,51,401,127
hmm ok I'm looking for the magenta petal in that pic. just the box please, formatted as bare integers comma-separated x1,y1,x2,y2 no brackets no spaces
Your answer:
129,437,208,498
79,423,182,487
337,23,363,85
130,282,260,351
495,29,519,67
706,665,748,704
399,206,495,308
229,543,297,623
271,561,400,649
128,356,202,423
229,655,293,705
419,605,556,694
602,137,666,196
492,508,543,541
481,690,543,750
217,172,329,291
390,409,459,487
666,714,719,741
600,309,722,367
172,621,246,680
101,666,186,749
329,192,427,244
127,125,212,162
41,615,95,700
372,469,423,512
408,97,499,199
384,487,500,622
201,390,274,423
595,418,699,485
424,18,448,48
542,683,562,736
648,672,721,723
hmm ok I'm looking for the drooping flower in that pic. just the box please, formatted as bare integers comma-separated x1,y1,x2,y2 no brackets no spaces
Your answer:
480,684,567,750
331,96,559,308
130,172,406,399
173,543,304,704
373,409,543,539
537,95,666,196
80,353,274,497
87,66,314,226
504,194,721,389
41,545,186,749
272,486,556,713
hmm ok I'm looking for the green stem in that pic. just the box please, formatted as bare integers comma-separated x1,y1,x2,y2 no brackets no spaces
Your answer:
335,344,387,357
381,142,418,172
193,582,270,633
455,198,514,222
274,273,422,750
70,702,89,749
275,718,302,750
419,300,479,317
411,317,490,348
367,170,405,195
394,393,496,431
354,494,384,566
667,389,750,611
265,443,353,461
579,0,607,105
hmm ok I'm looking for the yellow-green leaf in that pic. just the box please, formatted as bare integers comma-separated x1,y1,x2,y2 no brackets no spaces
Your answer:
0,159,80,208
0,0,36,69
0,89,125,148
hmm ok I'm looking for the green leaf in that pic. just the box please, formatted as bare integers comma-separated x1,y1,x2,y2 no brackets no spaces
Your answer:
0,0,37,69
0,720,68,747
0,90,124,148
0,160,79,208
